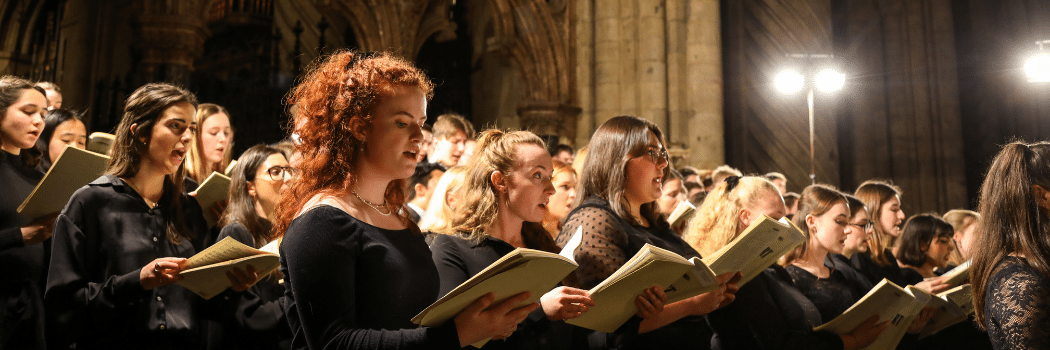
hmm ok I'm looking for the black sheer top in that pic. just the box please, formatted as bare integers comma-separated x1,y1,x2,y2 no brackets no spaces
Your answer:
45,175,219,349
850,248,907,286
555,196,710,350
0,150,46,349
984,256,1050,349
280,205,459,350
430,233,567,350
212,218,289,350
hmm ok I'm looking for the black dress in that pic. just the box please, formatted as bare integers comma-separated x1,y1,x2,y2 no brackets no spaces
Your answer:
0,151,46,350
45,175,228,349
280,205,459,350
554,196,711,350
785,256,868,324
708,265,844,350
209,218,290,350
430,233,568,350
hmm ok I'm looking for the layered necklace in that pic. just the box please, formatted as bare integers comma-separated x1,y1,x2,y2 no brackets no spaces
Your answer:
351,188,391,216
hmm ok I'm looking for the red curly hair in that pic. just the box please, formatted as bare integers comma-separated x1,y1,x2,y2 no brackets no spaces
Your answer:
272,50,434,238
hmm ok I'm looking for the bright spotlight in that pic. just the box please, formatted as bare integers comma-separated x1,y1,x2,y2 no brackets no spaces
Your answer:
775,69,805,94
1026,53,1050,82
815,69,845,92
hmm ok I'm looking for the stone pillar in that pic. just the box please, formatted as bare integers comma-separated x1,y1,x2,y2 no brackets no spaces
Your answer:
133,10,208,86
575,0,595,147
638,0,667,133
687,0,724,168
594,0,621,127
518,102,582,146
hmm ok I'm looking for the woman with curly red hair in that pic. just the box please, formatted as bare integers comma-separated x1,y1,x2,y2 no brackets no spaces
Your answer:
275,51,535,349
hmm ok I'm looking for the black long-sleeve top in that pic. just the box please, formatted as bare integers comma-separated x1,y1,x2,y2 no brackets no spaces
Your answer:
554,196,711,350
850,248,907,286
212,218,290,350
280,205,460,350
785,256,869,324
44,175,219,349
429,233,568,350
0,151,46,350
708,264,844,350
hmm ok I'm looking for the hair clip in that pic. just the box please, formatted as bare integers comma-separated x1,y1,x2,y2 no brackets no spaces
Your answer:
725,175,742,193
346,51,380,70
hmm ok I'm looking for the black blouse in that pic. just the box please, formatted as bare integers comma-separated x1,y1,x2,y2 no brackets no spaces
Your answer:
850,248,907,286
45,175,220,349
785,256,869,324
0,151,46,350
983,256,1050,350
211,219,289,350
554,196,711,350
429,233,567,350
280,205,459,350
708,265,844,350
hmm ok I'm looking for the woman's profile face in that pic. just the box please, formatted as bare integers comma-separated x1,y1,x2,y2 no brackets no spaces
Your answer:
502,143,556,223
200,112,232,165
925,234,954,269
624,131,668,206
251,153,292,215
357,85,427,181
738,189,787,236
0,89,47,153
548,170,576,221
47,118,87,162
656,178,685,215
142,101,195,175
809,202,850,254
878,195,905,237
844,208,872,255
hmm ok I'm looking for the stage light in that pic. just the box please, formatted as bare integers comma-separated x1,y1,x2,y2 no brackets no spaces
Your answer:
775,69,805,94
1026,52,1050,83
815,69,845,92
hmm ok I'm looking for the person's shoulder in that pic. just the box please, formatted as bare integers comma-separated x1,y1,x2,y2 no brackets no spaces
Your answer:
218,221,252,245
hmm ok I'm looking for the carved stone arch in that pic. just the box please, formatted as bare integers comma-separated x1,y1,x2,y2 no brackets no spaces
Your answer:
484,0,578,143
0,0,48,75
313,0,455,59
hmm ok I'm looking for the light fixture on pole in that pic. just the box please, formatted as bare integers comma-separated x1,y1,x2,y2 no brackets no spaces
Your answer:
1026,40,1050,83
774,54,845,185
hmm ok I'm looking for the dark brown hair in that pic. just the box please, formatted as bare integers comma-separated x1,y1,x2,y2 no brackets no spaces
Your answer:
973,141,1050,327
220,144,284,247
575,115,669,228
896,214,953,267
0,76,46,167
108,82,199,244
273,50,434,238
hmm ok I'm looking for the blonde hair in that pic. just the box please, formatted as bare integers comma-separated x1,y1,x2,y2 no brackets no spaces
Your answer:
419,166,467,233
451,129,547,241
542,161,577,237
943,209,981,265
684,176,780,257
186,103,233,183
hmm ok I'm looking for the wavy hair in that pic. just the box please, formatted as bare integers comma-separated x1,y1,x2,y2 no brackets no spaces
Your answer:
186,103,234,183
108,83,199,244
854,180,903,266
576,116,669,228
782,184,848,265
449,129,556,251
273,50,434,238
684,176,780,257
973,141,1050,327
419,166,467,233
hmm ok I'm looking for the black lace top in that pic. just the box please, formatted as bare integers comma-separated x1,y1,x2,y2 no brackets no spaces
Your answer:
984,256,1050,350
555,196,710,349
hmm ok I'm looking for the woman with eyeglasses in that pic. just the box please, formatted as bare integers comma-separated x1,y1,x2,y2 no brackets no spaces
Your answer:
689,177,888,350
45,83,258,349
207,144,294,350
555,115,738,349
275,51,532,349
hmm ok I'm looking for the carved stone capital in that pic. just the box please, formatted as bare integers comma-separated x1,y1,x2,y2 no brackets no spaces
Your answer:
517,101,581,145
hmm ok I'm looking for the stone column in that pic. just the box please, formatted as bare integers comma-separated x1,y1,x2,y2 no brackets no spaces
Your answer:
638,0,667,133
687,0,724,168
575,0,595,147
594,0,621,127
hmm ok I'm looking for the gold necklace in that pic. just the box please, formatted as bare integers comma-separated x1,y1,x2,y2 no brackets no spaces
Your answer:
121,177,159,209
351,189,391,216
